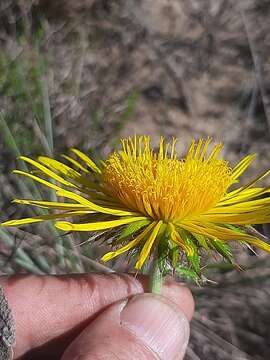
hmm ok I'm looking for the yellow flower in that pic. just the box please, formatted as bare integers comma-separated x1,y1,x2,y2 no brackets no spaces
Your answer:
2,136,270,273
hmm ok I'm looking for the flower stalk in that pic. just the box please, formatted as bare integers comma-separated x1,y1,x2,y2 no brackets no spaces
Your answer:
149,253,163,294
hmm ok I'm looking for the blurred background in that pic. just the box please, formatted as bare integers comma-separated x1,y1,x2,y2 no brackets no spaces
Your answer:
0,1,270,359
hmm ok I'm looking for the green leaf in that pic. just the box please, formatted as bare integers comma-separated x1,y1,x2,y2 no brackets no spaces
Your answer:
175,266,199,282
187,247,200,274
156,224,171,272
210,238,234,262
115,92,138,132
169,242,180,268
192,233,210,250
118,219,151,240
178,229,201,274
224,224,245,234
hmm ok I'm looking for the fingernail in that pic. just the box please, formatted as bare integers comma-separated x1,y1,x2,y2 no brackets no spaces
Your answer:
121,294,190,360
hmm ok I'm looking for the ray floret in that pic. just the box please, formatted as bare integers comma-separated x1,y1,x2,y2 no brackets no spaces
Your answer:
2,136,270,276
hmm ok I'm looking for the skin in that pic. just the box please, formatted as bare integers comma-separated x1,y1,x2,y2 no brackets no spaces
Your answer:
2,274,194,360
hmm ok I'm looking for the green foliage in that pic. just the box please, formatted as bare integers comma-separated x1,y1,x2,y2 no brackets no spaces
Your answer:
156,225,202,282
225,224,245,234
0,25,49,153
178,229,201,274
175,265,200,282
118,219,151,241
193,233,210,250
91,92,138,137
114,92,138,132
0,26,82,274
210,237,234,262
169,242,180,268
156,224,171,272
0,50,46,110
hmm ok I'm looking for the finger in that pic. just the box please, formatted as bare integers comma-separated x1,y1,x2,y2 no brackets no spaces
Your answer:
2,274,194,359
160,276,194,321
3,273,143,358
62,293,190,360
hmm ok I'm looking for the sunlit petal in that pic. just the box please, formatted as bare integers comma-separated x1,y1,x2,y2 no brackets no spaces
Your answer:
55,216,147,232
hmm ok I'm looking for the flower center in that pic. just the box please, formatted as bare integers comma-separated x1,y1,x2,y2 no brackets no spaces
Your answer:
102,136,233,221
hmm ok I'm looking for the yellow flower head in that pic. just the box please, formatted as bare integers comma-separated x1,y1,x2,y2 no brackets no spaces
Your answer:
2,136,270,277
104,137,232,221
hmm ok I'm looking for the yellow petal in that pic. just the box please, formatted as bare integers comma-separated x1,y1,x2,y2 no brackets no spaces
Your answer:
243,237,270,253
38,156,81,178
231,167,270,196
207,143,223,161
219,187,266,205
38,156,102,191
199,138,212,160
56,189,137,216
181,221,262,242
101,221,156,262
13,199,90,210
13,170,62,191
201,211,270,225
19,156,76,188
55,216,147,232
61,154,89,173
201,200,270,224
135,220,163,269
231,154,256,181
70,148,101,173
207,196,270,214
170,224,193,255
1,211,86,227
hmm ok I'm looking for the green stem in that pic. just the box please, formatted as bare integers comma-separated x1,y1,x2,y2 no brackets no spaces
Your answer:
149,256,162,294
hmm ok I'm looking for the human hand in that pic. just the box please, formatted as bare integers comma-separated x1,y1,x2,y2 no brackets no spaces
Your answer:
2,274,194,360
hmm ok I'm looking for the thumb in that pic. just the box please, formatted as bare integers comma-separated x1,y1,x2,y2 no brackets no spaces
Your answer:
62,293,190,360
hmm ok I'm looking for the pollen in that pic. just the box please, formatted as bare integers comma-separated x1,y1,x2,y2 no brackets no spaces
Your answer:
103,136,233,222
